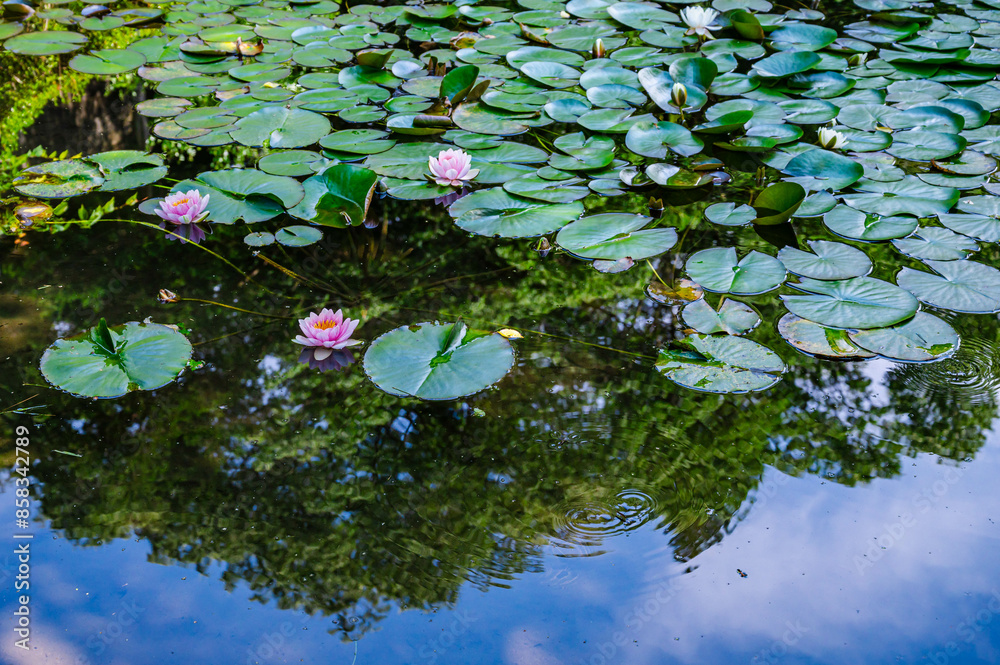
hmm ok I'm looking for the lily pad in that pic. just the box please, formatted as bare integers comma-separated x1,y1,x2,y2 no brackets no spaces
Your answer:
230,106,331,148
781,276,919,329
39,319,192,399
363,321,515,400
656,334,785,394
752,182,806,225
555,213,677,260
896,259,1000,313
686,247,786,295
172,169,305,224
891,226,978,261
777,240,872,280
823,205,919,242
681,298,760,335
782,149,864,191
625,121,703,158
13,160,104,198
288,164,377,227
5,30,88,55
86,151,168,192
777,313,875,360
705,202,756,227
848,312,959,362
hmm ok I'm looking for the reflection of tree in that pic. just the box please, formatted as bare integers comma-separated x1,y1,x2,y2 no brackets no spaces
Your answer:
3,194,999,639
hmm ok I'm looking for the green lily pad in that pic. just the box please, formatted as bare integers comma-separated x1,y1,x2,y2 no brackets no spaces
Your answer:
275,225,323,247
4,30,88,55
705,202,756,226
752,182,806,225
937,213,1000,242
68,48,145,74
892,226,978,261
841,177,959,217
782,149,864,191
823,205,919,242
896,259,1000,313
230,106,331,148
519,60,581,88
681,298,760,335
244,231,275,247
452,102,531,136
777,240,873,280
451,188,584,238
781,276,919,329
363,321,515,400
885,130,967,161
257,150,329,177
625,121,703,158
13,160,104,198
288,164,377,227
848,312,959,362
777,313,875,360
656,334,785,394
754,51,821,78
86,150,168,192
555,213,677,261
40,319,192,398
172,169,305,224
686,247,786,295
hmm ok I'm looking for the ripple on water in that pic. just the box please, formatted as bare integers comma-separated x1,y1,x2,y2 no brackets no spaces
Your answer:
894,335,1000,406
547,489,659,558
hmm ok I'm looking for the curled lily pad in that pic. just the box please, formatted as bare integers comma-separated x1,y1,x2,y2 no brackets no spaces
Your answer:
555,213,677,260
752,182,805,225
288,164,377,227
656,334,785,394
777,240,873,280
781,277,919,329
777,313,875,360
13,160,104,198
847,312,959,362
39,319,192,399
896,259,1000,314
363,321,515,400
686,248,786,295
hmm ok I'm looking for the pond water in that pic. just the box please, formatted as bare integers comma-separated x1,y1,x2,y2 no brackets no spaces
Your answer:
5,0,1000,662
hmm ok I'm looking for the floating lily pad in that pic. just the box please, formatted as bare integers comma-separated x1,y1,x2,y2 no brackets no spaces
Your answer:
5,30,88,55
172,169,305,224
656,334,785,394
363,321,515,400
782,149,864,191
777,313,875,360
681,298,760,335
781,276,919,329
705,202,756,227
896,259,1000,313
752,182,806,225
556,213,677,260
244,231,275,247
848,312,958,362
686,247,786,295
40,319,192,399
823,205,919,242
86,151,168,192
625,121,703,158
275,225,323,246
840,177,959,217
777,240,873,280
230,106,331,148
892,226,978,261
13,160,104,198
68,48,145,74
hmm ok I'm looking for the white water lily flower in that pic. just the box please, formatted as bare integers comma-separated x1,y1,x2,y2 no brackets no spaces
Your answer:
817,127,848,150
681,6,720,38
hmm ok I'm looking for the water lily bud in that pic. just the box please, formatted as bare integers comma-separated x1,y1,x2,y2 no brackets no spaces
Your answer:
592,38,605,58
848,53,867,67
817,127,847,150
671,82,688,108
158,289,179,303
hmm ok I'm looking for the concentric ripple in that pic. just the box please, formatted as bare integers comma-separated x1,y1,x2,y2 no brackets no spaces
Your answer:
547,489,659,558
893,336,1000,405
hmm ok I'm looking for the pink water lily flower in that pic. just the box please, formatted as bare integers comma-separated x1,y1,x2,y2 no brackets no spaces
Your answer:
154,189,210,244
428,148,479,187
293,308,361,360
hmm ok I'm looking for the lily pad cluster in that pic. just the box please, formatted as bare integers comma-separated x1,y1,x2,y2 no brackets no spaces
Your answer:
12,0,1000,396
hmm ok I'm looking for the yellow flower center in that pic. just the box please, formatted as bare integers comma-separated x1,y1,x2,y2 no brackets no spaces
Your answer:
312,320,339,330
174,198,189,206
